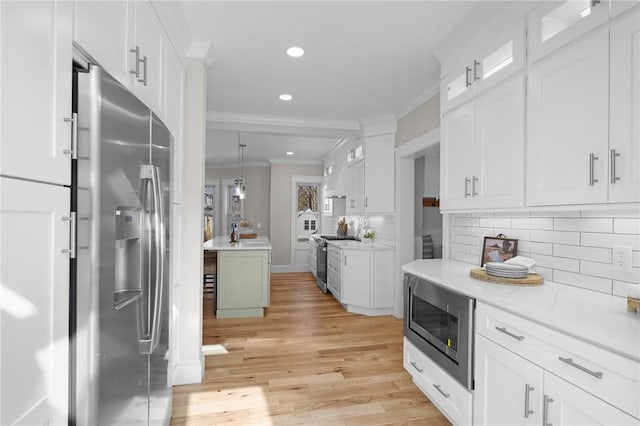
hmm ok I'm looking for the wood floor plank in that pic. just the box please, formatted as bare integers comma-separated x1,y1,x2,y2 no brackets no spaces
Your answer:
171,272,450,425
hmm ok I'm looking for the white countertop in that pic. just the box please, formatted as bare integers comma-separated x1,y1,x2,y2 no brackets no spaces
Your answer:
403,259,640,362
204,236,272,251
326,240,394,251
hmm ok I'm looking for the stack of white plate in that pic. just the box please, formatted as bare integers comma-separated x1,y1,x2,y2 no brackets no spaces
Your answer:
485,262,529,279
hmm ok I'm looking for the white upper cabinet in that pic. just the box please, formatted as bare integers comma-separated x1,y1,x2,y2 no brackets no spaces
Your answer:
441,76,524,210
1,1,72,185
526,29,609,206
609,10,640,203
528,0,610,64
441,20,525,113
74,1,134,90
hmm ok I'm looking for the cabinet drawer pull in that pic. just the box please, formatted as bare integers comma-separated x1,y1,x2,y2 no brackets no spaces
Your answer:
558,356,603,379
524,384,534,418
495,326,524,341
409,361,423,372
589,153,599,186
543,395,553,426
611,149,621,184
433,384,450,398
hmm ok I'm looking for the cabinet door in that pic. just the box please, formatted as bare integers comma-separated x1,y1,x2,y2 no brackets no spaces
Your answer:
440,102,474,210
544,373,639,426
526,29,609,206
133,1,164,116
609,11,640,203
346,161,364,214
473,76,525,208
342,250,370,307
1,1,72,185
364,134,394,214
528,0,610,63
1,178,70,426
474,335,544,426
74,1,133,89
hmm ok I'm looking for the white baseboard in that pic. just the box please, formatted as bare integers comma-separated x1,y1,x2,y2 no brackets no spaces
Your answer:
271,265,310,273
172,358,204,385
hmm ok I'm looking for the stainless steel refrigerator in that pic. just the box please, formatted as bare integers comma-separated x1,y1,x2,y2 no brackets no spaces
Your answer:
73,64,172,425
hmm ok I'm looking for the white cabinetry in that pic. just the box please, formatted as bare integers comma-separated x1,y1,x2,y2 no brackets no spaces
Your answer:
609,10,640,203
404,338,473,425
474,302,640,424
217,250,271,318
526,29,609,206
442,20,525,113
441,76,524,210
1,178,70,425
1,1,72,185
345,135,394,215
340,247,394,315
528,0,610,63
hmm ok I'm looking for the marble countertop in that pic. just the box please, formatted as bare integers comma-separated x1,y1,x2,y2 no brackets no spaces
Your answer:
204,236,272,251
403,259,640,362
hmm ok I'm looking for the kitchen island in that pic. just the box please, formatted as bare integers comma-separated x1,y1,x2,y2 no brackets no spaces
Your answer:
204,236,272,318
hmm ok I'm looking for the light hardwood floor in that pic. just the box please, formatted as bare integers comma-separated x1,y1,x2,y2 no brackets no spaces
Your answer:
171,272,450,425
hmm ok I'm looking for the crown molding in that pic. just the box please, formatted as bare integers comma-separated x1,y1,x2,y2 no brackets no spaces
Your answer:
206,111,361,137
394,81,440,120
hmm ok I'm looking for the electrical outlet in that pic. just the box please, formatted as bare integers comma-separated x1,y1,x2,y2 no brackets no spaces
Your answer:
613,245,633,272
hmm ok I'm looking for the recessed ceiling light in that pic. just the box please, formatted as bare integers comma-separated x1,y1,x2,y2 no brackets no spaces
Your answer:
286,46,304,58
279,94,293,101
286,151,294,156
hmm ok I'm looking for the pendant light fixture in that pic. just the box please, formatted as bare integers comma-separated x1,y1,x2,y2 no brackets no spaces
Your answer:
234,134,246,199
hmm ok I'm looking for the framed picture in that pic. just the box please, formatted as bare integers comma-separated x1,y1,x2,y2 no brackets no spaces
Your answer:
481,236,518,266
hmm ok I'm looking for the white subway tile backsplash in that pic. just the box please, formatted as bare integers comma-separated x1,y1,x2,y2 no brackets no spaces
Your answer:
553,270,613,293
512,218,554,230
530,230,581,245
553,244,611,264
581,233,640,250
614,218,640,234
450,209,640,298
479,217,512,228
554,218,613,233
580,260,640,283
518,241,553,255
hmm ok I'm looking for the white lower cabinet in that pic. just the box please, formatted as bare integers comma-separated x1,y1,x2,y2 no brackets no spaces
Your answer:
474,302,640,425
341,248,394,315
216,250,270,318
404,338,472,425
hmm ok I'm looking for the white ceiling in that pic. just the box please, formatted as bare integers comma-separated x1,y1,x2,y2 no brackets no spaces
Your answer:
180,1,478,168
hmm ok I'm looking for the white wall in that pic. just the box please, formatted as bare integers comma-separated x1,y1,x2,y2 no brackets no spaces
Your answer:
205,166,271,237
269,163,323,267
450,209,640,297
174,57,207,385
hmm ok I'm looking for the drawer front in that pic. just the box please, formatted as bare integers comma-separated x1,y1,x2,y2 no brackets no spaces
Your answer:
476,302,640,419
404,338,472,425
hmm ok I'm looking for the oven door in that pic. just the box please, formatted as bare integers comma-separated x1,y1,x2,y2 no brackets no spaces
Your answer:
404,273,474,389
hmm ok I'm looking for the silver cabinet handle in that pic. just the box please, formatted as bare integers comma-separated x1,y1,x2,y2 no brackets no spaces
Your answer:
465,66,472,87
130,46,140,78
524,384,534,418
543,395,553,426
474,60,480,81
433,384,450,398
139,55,148,86
495,326,524,341
558,356,603,379
611,149,621,184
63,112,78,159
464,177,471,198
409,360,423,372
589,153,599,186
60,213,76,258
472,176,479,197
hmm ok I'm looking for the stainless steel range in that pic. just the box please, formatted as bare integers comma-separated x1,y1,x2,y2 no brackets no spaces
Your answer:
311,234,358,293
